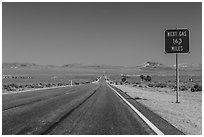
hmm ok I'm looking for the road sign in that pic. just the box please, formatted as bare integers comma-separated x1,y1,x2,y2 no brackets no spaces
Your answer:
164,28,190,103
165,29,189,53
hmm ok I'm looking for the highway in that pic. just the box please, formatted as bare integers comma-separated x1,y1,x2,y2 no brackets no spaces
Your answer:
2,76,184,135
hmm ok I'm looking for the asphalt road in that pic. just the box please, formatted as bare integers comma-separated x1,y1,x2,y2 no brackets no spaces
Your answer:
2,76,183,135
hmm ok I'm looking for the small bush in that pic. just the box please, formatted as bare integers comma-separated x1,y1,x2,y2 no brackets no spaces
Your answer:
58,83,63,86
132,84,137,87
148,83,155,87
155,82,167,88
179,85,189,91
9,83,19,88
191,84,202,92
46,83,52,87
140,75,145,81
145,75,152,82
3,85,12,91
25,84,34,88
18,85,24,88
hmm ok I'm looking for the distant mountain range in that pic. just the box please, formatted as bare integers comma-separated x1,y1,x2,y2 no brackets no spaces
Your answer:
2,63,40,68
174,63,202,70
135,61,202,71
2,62,124,70
62,64,124,69
2,62,202,71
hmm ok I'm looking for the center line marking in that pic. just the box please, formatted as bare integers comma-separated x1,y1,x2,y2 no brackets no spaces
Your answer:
107,84,164,135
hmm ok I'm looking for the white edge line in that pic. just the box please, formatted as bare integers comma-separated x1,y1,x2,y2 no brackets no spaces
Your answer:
107,84,165,135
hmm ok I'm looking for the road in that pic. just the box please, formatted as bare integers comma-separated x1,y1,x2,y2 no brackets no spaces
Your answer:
2,76,184,135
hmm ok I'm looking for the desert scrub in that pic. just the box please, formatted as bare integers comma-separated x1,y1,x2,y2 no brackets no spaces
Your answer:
148,82,167,88
157,82,167,88
138,84,143,87
191,83,202,92
148,83,155,87
2,82,69,92
179,85,189,91
3,84,14,91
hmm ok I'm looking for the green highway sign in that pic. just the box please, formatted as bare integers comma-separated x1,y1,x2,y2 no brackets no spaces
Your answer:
165,29,189,53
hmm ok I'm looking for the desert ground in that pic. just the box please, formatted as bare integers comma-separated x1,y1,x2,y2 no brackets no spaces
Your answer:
2,62,202,135
113,84,202,135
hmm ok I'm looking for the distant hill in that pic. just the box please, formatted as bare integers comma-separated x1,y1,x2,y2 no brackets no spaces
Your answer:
132,61,202,71
2,62,40,69
175,63,202,71
61,63,83,68
132,61,174,71
2,62,124,70
2,62,201,71
62,64,124,69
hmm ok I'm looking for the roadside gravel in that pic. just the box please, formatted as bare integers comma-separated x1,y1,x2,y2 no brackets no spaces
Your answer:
114,85,202,135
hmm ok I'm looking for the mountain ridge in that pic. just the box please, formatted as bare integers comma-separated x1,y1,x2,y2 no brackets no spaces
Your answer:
2,62,202,71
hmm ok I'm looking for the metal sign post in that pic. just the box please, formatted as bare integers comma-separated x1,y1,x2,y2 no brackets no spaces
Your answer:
176,53,179,103
165,28,189,103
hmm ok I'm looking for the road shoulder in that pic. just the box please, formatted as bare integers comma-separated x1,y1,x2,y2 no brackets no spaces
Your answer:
113,84,201,135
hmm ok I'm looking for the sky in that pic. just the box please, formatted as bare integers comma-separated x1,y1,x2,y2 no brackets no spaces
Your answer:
2,2,202,66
